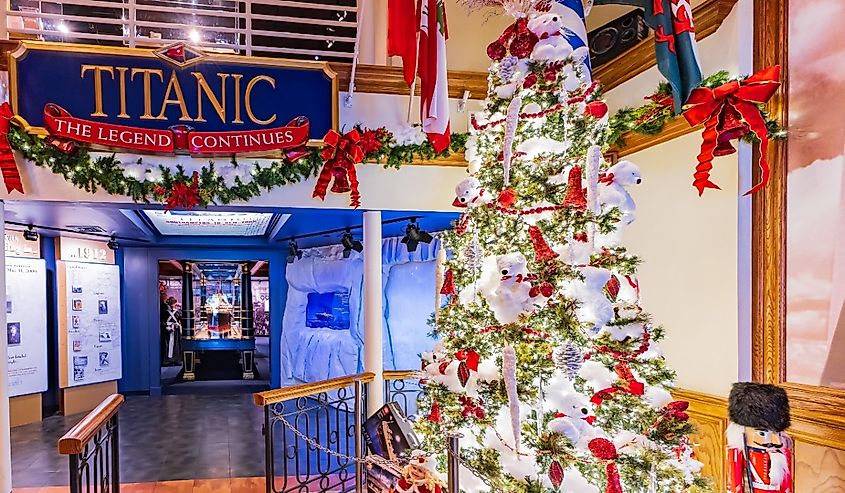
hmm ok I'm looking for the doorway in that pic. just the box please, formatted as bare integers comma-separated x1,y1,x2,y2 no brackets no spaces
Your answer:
158,260,271,394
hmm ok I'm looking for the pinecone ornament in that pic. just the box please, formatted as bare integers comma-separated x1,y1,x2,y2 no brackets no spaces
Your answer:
557,342,583,380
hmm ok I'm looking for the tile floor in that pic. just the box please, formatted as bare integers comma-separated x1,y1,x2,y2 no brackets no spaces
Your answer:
11,394,266,489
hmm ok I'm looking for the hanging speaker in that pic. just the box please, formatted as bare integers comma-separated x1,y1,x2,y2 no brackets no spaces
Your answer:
587,9,649,68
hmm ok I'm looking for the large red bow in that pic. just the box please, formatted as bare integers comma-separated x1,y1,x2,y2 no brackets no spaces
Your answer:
683,65,781,196
156,172,200,211
0,103,23,194
314,129,365,208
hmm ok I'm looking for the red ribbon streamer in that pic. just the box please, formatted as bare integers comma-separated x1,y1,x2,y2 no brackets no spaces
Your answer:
588,438,623,493
314,129,365,208
0,103,23,194
682,65,781,196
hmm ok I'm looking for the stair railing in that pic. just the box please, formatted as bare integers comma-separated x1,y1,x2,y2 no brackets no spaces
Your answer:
254,372,373,493
58,393,125,493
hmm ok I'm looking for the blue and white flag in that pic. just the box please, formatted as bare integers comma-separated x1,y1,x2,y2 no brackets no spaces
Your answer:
550,0,592,77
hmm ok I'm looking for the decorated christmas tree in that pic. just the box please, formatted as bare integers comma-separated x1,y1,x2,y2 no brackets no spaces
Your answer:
402,4,710,493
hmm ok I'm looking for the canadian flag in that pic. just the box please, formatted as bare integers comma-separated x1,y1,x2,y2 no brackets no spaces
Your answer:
417,0,451,153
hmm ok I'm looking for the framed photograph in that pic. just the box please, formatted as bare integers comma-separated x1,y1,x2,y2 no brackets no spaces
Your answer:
98,300,108,315
5,297,11,314
71,286,82,294
6,322,21,346
98,327,112,343
72,316,80,329
72,340,81,352
753,0,845,446
72,299,83,311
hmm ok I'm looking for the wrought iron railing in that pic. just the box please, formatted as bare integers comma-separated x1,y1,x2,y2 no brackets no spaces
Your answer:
6,0,357,62
383,370,423,420
253,372,372,493
58,393,124,493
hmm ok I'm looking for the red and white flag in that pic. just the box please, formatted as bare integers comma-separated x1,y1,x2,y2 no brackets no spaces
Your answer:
418,0,450,153
387,0,418,86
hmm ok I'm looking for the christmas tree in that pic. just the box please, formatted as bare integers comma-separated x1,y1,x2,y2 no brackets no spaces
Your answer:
405,6,710,493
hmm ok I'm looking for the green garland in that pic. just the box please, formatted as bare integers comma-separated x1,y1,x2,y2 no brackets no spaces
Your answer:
6,70,780,208
7,124,469,207
606,70,787,148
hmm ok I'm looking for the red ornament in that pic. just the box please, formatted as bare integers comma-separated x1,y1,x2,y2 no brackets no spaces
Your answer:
486,18,538,61
440,269,456,295
549,460,564,489
562,165,587,210
0,103,23,194
584,101,609,119
588,438,618,460
426,400,442,423
315,129,365,208
682,65,781,196
605,275,620,301
529,282,554,298
498,188,518,208
455,213,469,236
528,225,559,262
523,73,538,89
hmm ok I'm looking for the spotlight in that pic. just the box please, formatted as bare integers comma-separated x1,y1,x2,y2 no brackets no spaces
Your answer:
287,239,303,264
107,236,119,251
188,29,200,43
57,22,70,34
22,226,38,242
341,230,363,259
401,218,433,252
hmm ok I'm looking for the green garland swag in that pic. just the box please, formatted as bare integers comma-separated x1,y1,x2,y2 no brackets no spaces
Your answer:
7,124,468,208
5,71,781,208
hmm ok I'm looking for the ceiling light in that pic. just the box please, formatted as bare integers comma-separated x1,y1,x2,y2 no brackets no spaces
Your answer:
107,236,119,251
57,23,70,34
341,230,363,259
401,218,433,252
188,29,200,43
22,226,38,242
287,239,303,264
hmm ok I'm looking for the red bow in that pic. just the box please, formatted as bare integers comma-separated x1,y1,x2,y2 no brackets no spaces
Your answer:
529,282,554,298
314,129,365,208
0,103,23,194
598,172,615,185
683,65,781,196
588,438,623,493
591,362,645,406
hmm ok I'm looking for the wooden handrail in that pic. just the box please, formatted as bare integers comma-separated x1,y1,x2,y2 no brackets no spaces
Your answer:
58,394,125,455
383,370,418,381
253,372,375,406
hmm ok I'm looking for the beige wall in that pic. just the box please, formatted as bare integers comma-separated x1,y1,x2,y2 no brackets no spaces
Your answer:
624,135,742,396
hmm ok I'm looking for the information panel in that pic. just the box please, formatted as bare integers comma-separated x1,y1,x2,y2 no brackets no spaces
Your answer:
58,261,122,387
5,258,48,397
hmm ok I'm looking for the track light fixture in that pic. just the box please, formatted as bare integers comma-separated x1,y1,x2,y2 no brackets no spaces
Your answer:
22,226,38,242
107,236,119,251
287,239,303,264
401,218,433,252
341,230,363,259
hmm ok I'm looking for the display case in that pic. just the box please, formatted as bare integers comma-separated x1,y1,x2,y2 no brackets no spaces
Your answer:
180,261,256,380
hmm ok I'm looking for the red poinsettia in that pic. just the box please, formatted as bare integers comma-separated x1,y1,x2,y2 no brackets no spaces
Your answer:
156,172,201,210
359,127,386,155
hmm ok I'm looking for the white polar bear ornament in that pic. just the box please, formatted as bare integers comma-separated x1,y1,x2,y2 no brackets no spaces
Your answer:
545,378,601,449
598,160,641,225
527,13,590,63
561,266,614,331
453,177,493,208
482,253,536,324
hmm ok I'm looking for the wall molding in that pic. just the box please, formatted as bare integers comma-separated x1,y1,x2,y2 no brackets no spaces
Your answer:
593,0,738,91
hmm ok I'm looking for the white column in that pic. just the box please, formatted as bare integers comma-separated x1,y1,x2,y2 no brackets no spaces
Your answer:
362,210,383,415
0,201,11,493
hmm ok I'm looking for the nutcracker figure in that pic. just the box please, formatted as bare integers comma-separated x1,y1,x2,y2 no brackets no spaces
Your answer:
727,382,793,493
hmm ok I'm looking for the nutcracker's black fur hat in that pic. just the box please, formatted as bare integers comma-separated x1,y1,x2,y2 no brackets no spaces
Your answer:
728,382,791,432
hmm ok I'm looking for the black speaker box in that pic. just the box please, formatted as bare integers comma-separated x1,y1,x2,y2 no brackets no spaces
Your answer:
588,9,649,68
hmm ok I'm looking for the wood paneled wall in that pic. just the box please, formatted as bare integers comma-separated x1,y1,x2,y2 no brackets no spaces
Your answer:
675,390,728,491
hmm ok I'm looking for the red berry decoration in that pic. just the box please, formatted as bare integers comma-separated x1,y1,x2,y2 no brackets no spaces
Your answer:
498,189,518,208
523,73,538,88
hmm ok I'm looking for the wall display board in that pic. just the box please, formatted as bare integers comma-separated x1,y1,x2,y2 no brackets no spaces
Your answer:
5,257,48,397
57,261,122,387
